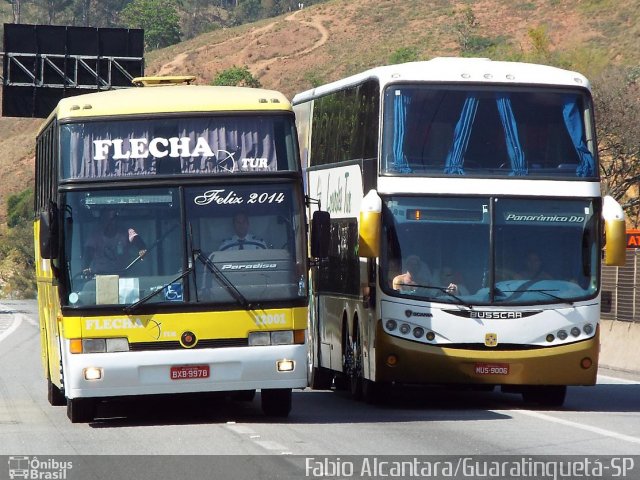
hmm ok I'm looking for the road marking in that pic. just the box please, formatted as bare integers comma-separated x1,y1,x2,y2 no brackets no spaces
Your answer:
225,422,294,454
0,314,22,344
516,409,640,445
598,374,640,385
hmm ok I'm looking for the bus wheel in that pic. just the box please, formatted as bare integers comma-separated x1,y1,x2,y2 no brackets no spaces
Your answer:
309,365,332,390
66,398,96,423
47,377,66,406
345,326,363,400
522,385,567,407
261,388,292,417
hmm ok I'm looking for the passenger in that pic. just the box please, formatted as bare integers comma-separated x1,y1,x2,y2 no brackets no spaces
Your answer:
516,251,552,280
82,208,147,276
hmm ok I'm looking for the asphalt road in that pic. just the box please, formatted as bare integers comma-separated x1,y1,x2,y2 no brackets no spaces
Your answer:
1,299,639,479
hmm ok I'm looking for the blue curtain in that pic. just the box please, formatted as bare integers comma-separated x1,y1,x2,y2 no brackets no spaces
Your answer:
444,96,479,174
562,96,595,177
392,93,412,173
496,95,527,176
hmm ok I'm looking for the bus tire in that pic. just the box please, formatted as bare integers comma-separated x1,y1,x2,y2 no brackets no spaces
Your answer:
309,366,332,390
349,326,363,400
522,385,567,407
47,377,66,406
261,388,292,417
67,398,96,423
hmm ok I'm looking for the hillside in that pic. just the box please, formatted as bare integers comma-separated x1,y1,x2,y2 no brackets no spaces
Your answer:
1,0,638,223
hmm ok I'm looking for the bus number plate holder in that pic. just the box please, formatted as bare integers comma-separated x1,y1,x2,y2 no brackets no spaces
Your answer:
474,363,509,375
170,365,210,380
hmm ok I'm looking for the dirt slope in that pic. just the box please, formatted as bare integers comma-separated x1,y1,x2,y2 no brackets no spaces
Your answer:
0,0,636,223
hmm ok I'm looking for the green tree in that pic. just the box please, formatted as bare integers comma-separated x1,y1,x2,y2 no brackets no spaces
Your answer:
7,188,33,228
212,66,261,87
121,0,182,50
593,66,640,225
0,189,36,299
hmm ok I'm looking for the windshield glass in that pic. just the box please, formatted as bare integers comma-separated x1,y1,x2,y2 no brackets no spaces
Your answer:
381,86,597,178
62,183,305,308
60,114,299,180
381,196,598,305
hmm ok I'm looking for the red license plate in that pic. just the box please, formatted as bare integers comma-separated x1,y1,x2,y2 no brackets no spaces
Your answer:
170,365,210,380
474,362,509,375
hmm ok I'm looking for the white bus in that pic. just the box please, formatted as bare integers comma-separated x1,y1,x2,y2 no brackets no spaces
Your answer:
293,58,626,406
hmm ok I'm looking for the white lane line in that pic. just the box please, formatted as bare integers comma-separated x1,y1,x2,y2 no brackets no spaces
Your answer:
598,374,640,385
515,409,640,445
0,315,22,344
225,422,294,455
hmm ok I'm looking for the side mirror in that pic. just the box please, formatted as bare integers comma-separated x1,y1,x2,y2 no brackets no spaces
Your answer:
602,195,626,267
359,189,381,258
39,203,59,260
310,210,330,259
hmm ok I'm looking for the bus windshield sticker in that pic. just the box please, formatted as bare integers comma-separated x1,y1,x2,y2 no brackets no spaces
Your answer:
194,189,286,206
503,212,586,223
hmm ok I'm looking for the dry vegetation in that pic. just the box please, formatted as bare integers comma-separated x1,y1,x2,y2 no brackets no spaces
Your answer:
1,0,638,223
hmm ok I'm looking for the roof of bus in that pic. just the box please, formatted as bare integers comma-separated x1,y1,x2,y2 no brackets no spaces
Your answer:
292,57,591,104
47,84,291,125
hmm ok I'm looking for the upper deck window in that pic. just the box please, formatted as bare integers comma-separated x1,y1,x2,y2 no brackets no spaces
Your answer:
381,85,597,179
60,114,299,180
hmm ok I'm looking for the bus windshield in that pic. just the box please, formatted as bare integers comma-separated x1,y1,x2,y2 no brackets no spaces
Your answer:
381,86,597,178
60,114,299,180
381,196,599,305
62,183,305,308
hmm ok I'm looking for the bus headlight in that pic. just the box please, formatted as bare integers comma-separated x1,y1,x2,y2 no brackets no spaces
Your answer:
583,323,594,335
248,330,304,346
71,338,129,353
399,324,411,334
248,332,271,346
570,327,581,337
413,327,425,338
271,330,294,345
385,319,397,331
557,330,568,340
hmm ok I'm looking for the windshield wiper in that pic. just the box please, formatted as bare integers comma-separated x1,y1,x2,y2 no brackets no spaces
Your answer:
396,282,473,310
192,249,252,310
124,268,192,314
500,288,574,306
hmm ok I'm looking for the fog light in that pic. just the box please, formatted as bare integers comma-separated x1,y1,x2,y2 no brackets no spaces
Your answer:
557,330,568,340
583,323,594,335
426,331,435,341
386,354,398,366
581,357,593,369
570,327,581,337
385,319,397,331
399,324,410,334
83,367,102,381
413,327,425,338
277,359,295,372
546,334,555,342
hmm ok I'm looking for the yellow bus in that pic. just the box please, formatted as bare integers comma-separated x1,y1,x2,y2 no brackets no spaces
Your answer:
293,58,627,406
35,76,310,422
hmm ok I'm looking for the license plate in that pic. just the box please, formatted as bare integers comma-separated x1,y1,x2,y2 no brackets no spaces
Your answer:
474,362,509,375
170,365,210,380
